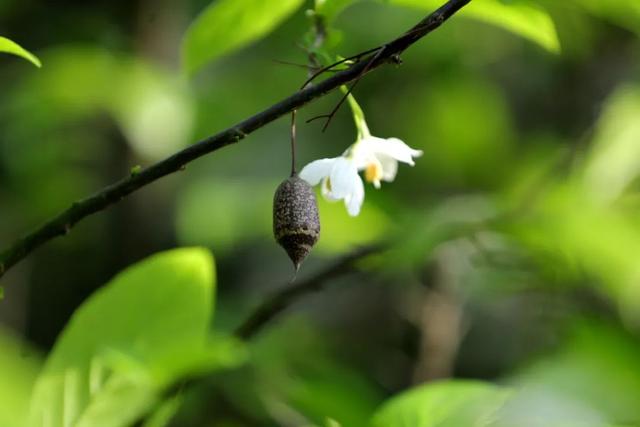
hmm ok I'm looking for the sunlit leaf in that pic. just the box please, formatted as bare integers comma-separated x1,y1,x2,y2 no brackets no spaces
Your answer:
370,380,512,427
182,0,305,74
74,375,156,427
386,0,560,53
0,329,41,427
29,248,218,427
0,36,41,67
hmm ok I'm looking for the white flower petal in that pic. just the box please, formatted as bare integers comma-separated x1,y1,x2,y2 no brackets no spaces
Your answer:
350,142,372,170
376,153,399,182
321,177,340,201
366,136,422,165
329,157,359,199
345,174,365,216
299,158,337,186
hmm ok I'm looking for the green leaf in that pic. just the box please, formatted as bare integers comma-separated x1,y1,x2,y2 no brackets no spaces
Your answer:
386,0,560,53
74,375,157,427
29,248,218,427
182,0,305,75
0,36,41,67
0,328,41,427
370,380,512,427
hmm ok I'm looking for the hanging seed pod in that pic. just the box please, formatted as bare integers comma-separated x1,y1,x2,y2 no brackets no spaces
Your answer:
273,174,320,271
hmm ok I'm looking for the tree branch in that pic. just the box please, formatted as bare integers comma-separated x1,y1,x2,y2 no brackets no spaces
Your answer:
0,0,471,278
234,243,387,340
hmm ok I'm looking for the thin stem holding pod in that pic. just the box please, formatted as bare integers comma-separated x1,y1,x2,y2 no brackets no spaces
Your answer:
290,109,297,176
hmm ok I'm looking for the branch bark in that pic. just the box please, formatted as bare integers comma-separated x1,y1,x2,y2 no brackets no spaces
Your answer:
0,0,471,278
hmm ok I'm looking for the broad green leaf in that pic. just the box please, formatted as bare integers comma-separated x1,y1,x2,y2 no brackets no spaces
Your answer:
29,248,217,427
182,0,305,74
0,328,41,427
370,380,512,427
0,36,41,67
386,0,560,53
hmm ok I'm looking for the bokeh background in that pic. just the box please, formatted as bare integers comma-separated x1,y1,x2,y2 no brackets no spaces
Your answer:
2,0,640,426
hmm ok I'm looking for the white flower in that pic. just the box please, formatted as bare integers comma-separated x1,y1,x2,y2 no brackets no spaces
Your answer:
299,91,422,216
352,135,423,189
300,156,364,216
299,135,422,217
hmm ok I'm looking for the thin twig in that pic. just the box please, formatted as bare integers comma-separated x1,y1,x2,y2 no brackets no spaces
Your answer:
290,110,297,176
0,0,472,279
272,59,341,73
311,46,387,131
300,46,383,89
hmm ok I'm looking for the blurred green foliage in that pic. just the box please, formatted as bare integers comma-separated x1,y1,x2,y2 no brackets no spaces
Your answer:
2,0,640,426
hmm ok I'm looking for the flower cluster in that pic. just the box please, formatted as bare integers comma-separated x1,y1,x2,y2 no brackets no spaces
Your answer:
299,94,422,216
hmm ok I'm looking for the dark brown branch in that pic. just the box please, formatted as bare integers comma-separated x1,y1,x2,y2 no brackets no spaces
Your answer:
234,243,387,340
0,0,471,279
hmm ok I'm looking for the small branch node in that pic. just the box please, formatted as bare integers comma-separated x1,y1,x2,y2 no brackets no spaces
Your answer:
390,54,403,65
230,128,247,142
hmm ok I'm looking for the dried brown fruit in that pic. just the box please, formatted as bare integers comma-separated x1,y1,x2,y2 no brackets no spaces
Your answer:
273,174,320,271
